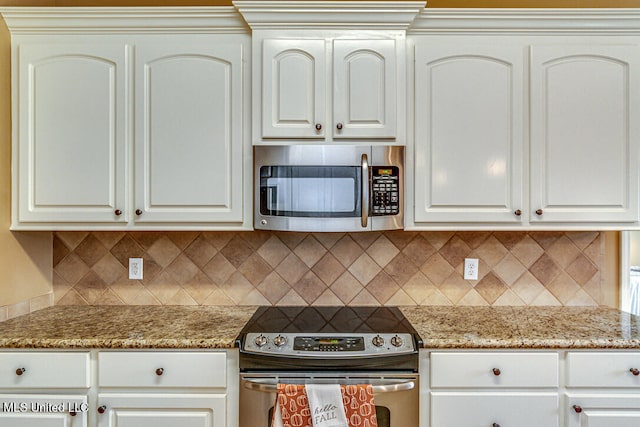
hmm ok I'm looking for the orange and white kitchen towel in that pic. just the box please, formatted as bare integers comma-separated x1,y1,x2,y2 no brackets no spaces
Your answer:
271,383,378,427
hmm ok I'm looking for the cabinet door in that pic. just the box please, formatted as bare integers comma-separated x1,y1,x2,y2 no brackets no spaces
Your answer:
261,39,326,139
134,38,246,223
16,42,126,225
567,394,640,427
0,395,88,427
431,392,558,427
97,394,225,427
414,44,524,222
530,44,640,223
333,39,396,139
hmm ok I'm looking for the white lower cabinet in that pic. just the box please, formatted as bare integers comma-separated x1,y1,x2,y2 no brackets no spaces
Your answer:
0,352,90,427
96,394,225,427
424,351,560,427
431,392,558,427
96,351,232,427
566,352,640,427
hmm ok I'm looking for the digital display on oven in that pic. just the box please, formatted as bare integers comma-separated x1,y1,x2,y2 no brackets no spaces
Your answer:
294,337,365,352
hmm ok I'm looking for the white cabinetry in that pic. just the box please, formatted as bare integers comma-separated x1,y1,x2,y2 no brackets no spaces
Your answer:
96,351,229,427
236,1,423,146
14,42,127,225
3,9,251,230
408,11,640,229
134,38,246,225
425,351,559,427
258,36,399,143
0,352,90,427
530,45,640,224
413,42,524,223
566,352,640,427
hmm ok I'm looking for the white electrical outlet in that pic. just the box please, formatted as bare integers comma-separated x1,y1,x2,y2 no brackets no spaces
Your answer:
464,258,479,280
129,258,143,280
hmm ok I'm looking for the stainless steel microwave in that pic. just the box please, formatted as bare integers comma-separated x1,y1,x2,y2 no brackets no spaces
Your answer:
254,145,404,232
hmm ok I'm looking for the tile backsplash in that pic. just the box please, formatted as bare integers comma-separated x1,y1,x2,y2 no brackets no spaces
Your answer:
53,231,604,307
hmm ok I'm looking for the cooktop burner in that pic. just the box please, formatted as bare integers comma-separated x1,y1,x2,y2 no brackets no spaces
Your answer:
240,306,419,334
237,306,422,372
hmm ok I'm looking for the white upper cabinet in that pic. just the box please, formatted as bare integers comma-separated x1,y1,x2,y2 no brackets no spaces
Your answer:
333,39,397,139
3,8,252,230
259,37,399,143
530,44,640,224
134,39,245,224
414,42,524,223
15,42,127,225
235,1,423,145
261,39,326,139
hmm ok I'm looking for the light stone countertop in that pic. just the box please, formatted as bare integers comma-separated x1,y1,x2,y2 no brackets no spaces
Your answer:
0,305,257,349
1,305,640,349
401,306,640,349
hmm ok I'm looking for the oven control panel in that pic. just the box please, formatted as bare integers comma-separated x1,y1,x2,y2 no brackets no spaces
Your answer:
242,333,415,357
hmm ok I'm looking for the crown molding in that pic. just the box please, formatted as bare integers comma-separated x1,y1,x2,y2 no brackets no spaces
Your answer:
232,1,425,30
0,7,250,34
409,8,640,35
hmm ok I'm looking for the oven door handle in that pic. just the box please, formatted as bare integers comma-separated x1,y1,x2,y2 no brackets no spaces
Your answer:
242,380,415,394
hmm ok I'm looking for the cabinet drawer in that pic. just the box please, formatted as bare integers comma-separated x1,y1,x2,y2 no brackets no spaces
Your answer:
431,392,558,427
430,352,558,388
567,352,640,387
0,352,90,388
98,351,226,388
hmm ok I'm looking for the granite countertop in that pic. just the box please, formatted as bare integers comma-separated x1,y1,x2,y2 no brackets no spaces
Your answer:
401,306,640,349
0,305,257,349
1,305,640,349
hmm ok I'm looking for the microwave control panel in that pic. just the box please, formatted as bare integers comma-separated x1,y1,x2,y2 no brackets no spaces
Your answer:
372,166,400,216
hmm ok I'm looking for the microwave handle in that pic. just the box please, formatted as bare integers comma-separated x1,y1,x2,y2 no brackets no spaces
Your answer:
361,153,369,228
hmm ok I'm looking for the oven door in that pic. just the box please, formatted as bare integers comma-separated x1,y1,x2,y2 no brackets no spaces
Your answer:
239,372,419,427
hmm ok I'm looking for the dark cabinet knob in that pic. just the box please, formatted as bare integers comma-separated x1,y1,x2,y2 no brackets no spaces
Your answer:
315,123,322,131
630,368,640,376
573,405,582,413
492,424,501,427
492,368,501,376
155,368,164,376
535,209,543,215
98,405,106,414
70,411,77,417
514,209,522,216
135,209,143,216
336,123,343,130
114,209,122,216
15,368,25,376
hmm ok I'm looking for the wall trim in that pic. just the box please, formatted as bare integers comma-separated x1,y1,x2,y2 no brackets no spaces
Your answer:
409,8,640,34
0,7,250,34
232,1,425,30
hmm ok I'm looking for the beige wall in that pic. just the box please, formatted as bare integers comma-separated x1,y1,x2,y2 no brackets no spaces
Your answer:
0,17,52,311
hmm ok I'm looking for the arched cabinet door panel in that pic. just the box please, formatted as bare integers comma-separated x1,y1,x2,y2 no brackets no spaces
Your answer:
530,44,640,224
261,39,326,139
134,39,245,224
414,43,524,223
333,39,396,139
16,43,126,225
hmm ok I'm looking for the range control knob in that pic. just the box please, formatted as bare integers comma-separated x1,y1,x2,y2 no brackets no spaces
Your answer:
390,335,403,347
372,335,385,347
254,334,268,347
273,335,287,347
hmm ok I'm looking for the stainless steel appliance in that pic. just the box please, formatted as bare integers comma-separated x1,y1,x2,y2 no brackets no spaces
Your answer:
254,145,404,232
236,306,422,427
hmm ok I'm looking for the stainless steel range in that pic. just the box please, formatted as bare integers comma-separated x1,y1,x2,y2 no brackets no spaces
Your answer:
236,306,422,427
